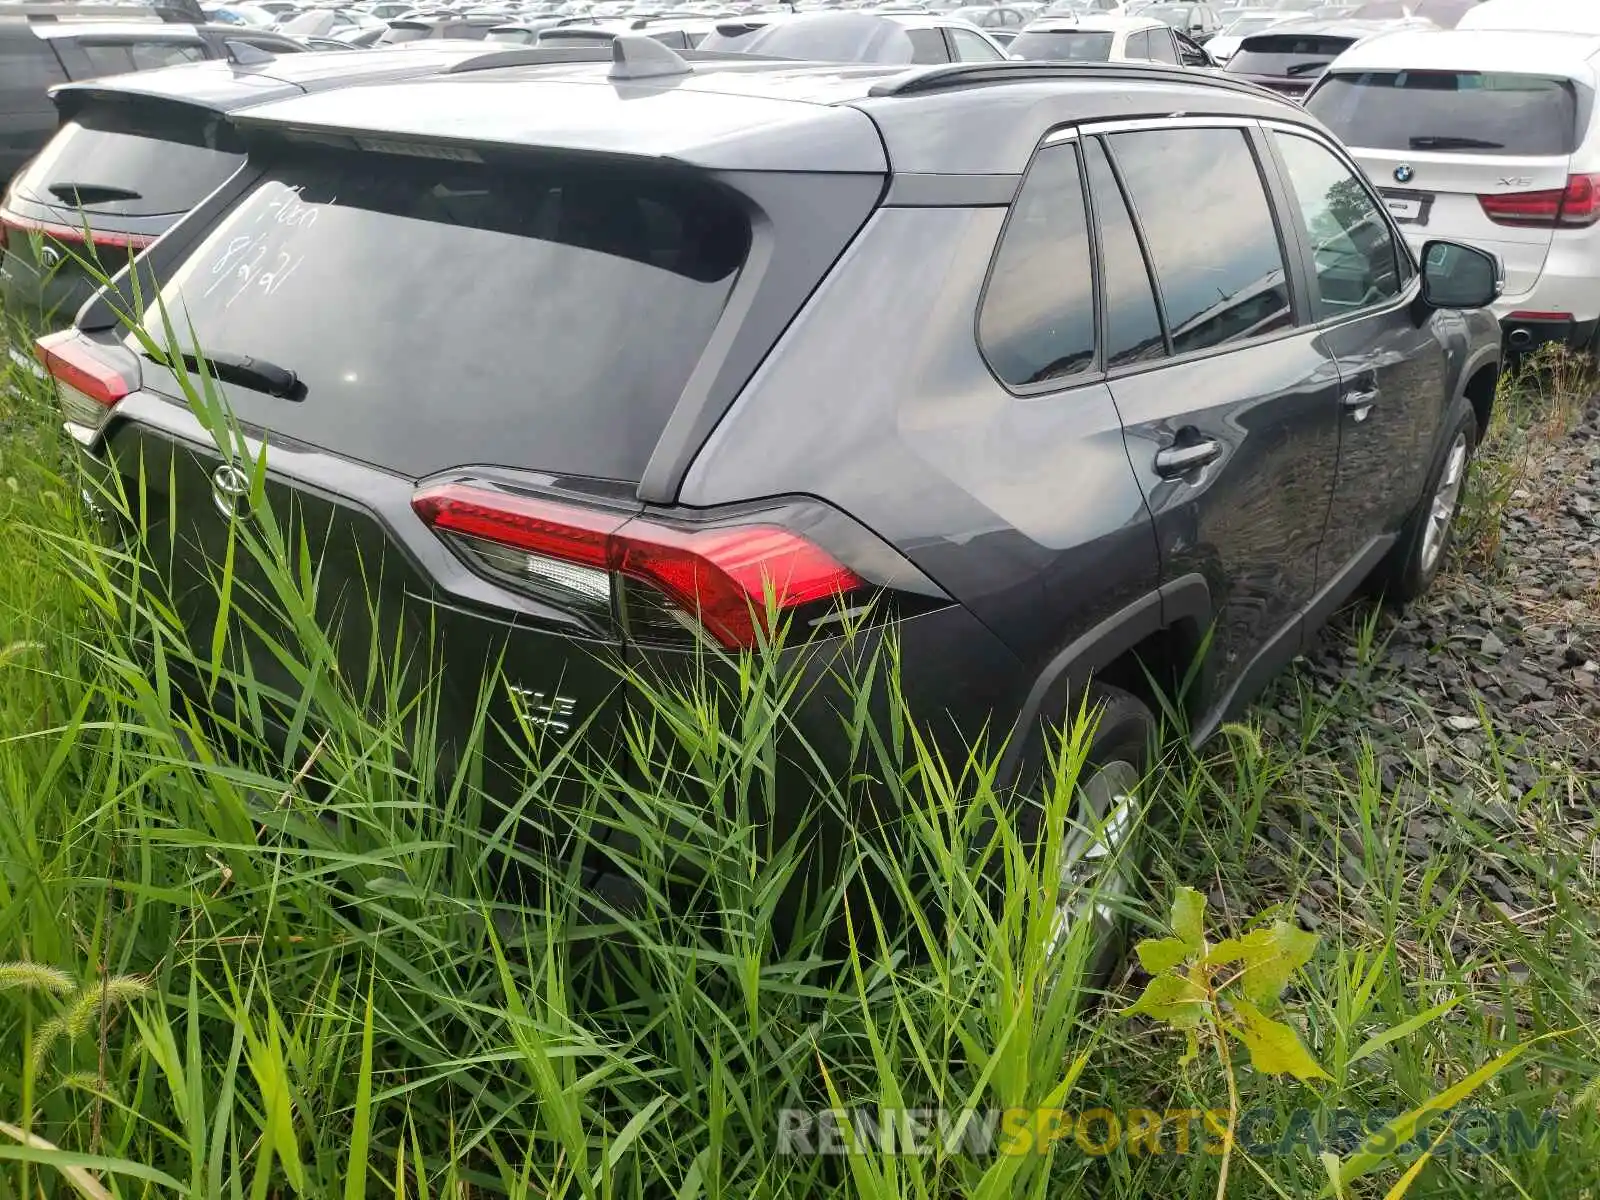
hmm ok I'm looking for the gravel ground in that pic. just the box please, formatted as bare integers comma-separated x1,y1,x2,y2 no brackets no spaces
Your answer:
1237,387,1600,927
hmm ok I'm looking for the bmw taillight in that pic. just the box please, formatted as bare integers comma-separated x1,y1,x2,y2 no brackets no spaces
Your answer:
411,482,869,650
1480,173,1600,228
35,330,137,435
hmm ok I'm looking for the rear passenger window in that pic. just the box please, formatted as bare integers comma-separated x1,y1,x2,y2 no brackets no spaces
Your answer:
1272,131,1403,318
979,141,1096,387
1108,127,1292,355
949,27,1004,61
1147,29,1178,63
1126,29,1149,58
80,40,204,75
907,28,949,62
1084,139,1165,368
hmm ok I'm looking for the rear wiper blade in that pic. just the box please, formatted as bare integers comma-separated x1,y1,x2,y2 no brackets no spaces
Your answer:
151,350,303,400
1282,60,1332,76
46,182,142,204
1408,135,1505,150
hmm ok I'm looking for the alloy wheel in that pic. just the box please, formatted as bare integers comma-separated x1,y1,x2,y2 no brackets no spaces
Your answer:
1420,431,1470,575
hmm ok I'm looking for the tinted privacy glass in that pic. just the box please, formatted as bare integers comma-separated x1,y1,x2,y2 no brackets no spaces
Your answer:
1307,71,1581,156
138,151,749,481
979,141,1095,387
949,27,1003,60
1007,30,1113,59
12,102,243,217
1109,128,1292,354
1273,132,1402,318
78,40,204,75
1084,139,1165,368
1226,34,1353,75
1147,29,1178,62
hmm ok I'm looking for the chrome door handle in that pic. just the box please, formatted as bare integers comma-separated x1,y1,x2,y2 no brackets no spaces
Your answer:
1342,389,1378,422
1154,439,1222,477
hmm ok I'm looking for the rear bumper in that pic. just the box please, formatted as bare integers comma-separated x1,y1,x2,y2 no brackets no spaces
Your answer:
1498,313,1597,355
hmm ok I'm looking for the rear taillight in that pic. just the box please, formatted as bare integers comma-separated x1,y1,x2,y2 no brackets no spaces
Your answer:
35,330,135,432
1479,173,1600,228
0,208,154,254
412,482,866,650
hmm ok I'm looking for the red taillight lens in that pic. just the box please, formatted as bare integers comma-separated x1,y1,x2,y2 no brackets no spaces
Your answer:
35,330,135,430
411,482,866,650
1480,174,1600,228
0,208,154,252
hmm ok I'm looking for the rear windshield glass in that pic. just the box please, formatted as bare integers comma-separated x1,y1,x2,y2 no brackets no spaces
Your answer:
1307,71,1582,156
537,28,616,43
1225,34,1354,76
1007,30,1113,59
11,101,243,218
378,22,430,41
136,150,750,482
697,20,776,50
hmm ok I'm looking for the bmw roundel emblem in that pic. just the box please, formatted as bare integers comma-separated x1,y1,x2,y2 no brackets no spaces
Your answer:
1394,164,1415,184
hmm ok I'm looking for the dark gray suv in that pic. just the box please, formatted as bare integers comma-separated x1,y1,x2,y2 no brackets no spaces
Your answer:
41,46,1502,931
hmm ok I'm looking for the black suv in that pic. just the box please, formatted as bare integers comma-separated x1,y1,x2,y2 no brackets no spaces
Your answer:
0,44,498,322
0,15,307,185
41,47,1501,930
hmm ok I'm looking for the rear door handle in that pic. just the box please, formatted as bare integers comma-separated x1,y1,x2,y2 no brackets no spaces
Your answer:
1154,439,1222,477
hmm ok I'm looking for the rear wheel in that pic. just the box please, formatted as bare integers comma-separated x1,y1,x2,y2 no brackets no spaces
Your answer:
1372,405,1476,606
1021,685,1157,986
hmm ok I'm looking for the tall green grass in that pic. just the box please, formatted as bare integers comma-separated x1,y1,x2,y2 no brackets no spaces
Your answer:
0,298,1594,1198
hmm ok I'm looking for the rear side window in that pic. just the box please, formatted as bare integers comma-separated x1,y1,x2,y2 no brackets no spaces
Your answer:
1108,127,1292,354
907,28,950,63
1126,29,1150,58
11,101,243,217
1083,138,1165,368
138,151,750,482
1306,71,1581,156
78,40,205,75
949,27,1004,61
1007,30,1114,60
1225,34,1352,77
979,141,1096,387
1147,28,1178,63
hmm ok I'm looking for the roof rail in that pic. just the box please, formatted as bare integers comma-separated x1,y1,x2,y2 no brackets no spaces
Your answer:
442,44,773,74
867,60,1280,99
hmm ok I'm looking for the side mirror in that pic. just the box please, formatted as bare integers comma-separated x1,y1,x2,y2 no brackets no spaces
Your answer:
1420,240,1502,310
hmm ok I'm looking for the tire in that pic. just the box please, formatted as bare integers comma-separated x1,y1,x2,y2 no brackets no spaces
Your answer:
1013,683,1158,987
1371,404,1477,607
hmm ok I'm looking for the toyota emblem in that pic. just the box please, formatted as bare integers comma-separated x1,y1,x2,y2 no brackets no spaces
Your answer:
210,462,252,519
1393,164,1415,185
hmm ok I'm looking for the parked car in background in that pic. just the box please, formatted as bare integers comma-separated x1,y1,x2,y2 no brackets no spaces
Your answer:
1007,13,1210,63
378,13,500,39
0,43,489,319
1222,17,1420,97
1457,0,1597,34
1205,8,1300,59
1135,1,1222,41
698,11,1007,60
950,4,1041,43
1351,0,1479,26
44,45,1501,946
0,14,308,185
1307,28,1600,353
537,15,719,47
485,16,566,41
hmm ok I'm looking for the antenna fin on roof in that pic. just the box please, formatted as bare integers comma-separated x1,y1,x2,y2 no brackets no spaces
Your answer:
608,33,692,80
223,39,276,66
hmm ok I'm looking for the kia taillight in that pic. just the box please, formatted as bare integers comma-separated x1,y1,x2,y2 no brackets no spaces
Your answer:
35,330,136,433
1480,173,1600,228
412,482,869,650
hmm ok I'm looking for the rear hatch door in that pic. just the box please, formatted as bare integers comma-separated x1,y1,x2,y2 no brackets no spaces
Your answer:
2,95,247,300
106,140,754,779
1307,68,1586,296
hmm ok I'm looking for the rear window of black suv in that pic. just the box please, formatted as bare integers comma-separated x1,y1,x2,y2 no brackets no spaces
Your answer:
134,149,750,482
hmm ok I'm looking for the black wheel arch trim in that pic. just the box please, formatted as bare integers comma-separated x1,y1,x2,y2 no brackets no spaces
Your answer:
997,572,1212,787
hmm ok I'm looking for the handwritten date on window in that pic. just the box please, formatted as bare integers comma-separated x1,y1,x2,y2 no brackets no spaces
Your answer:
201,183,322,311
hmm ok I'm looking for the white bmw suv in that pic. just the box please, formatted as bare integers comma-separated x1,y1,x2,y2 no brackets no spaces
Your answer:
1306,28,1600,355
